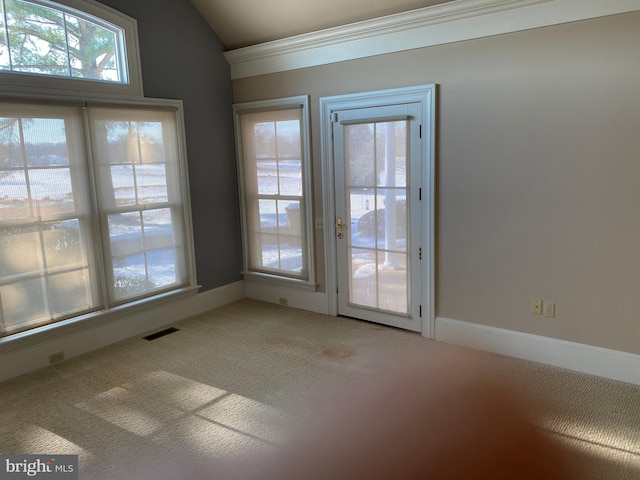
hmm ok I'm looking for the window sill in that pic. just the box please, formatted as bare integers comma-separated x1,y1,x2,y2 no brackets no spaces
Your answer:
0,286,199,354
242,271,318,292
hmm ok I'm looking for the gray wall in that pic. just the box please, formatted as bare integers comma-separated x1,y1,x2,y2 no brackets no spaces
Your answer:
233,12,640,354
98,0,242,291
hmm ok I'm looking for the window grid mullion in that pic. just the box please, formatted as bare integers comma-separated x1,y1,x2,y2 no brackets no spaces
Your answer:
15,118,34,219
62,13,72,77
82,105,110,309
2,1,12,71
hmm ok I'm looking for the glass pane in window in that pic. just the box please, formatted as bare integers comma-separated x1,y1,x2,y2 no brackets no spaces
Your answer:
108,212,142,256
49,269,92,317
142,208,174,249
258,233,276,269
6,0,69,76
133,121,165,163
148,248,177,288
278,237,302,273
109,165,135,206
0,278,47,332
282,200,301,237
278,159,302,196
0,116,23,166
276,120,300,158
136,164,168,204
112,252,149,299
64,14,120,82
0,170,29,219
28,167,74,216
93,120,128,163
0,226,40,276
22,117,69,166
256,160,278,195
42,220,83,269
258,199,277,232
253,122,275,158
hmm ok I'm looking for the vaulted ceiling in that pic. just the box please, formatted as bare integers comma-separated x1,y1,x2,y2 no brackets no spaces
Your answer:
190,0,457,49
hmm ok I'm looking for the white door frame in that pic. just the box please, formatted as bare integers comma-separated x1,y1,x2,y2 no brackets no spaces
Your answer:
319,85,436,338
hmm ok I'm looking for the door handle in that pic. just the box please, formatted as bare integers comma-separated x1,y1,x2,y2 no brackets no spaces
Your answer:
335,217,344,239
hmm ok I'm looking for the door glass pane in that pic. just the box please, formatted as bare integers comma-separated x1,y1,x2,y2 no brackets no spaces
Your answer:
376,121,406,187
349,247,377,309
375,189,407,252
346,124,374,187
377,250,408,314
350,188,375,247
345,120,409,315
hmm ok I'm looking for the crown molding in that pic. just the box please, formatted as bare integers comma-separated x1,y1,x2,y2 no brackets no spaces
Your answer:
224,0,640,79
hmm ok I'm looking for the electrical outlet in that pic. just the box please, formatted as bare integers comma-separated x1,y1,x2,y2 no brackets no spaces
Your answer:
315,218,324,229
49,351,64,364
531,299,542,315
544,301,555,317
279,297,288,306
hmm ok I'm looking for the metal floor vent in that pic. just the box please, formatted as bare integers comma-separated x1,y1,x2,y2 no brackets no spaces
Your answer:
143,327,180,341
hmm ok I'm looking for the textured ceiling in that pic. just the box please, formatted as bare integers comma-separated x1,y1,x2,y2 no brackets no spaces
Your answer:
191,0,457,49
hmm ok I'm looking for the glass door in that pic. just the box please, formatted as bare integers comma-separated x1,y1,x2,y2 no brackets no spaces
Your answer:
333,103,422,331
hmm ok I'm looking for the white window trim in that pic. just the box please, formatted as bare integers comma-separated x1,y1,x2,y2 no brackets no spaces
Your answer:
0,0,144,99
233,95,316,290
0,95,198,349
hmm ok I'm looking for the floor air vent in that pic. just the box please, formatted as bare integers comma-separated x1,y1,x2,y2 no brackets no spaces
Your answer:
143,327,180,341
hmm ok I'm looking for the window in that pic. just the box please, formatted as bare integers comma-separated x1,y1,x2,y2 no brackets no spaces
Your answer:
0,0,142,97
234,96,315,286
0,100,194,337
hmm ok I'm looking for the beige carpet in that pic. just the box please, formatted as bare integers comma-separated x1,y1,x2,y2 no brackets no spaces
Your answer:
0,299,639,478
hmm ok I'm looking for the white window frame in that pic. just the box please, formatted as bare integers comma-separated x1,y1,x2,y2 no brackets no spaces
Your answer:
0,0,143,99
233,96,316,290
0,95,197,348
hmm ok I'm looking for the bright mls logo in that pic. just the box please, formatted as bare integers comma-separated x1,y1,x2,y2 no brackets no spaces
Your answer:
0,455,78,479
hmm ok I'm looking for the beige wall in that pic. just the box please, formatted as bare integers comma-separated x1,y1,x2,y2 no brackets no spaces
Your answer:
232,12,640,354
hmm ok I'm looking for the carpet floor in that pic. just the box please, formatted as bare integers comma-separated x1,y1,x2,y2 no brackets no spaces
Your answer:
0,299,638,478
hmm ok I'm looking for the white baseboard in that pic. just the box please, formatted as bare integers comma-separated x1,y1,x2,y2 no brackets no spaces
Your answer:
244,281,329,315
0,281,246,383
435,317,640,386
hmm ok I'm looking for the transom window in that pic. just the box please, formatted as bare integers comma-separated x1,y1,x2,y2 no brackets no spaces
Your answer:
0,0,126,82
0,0,142,98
